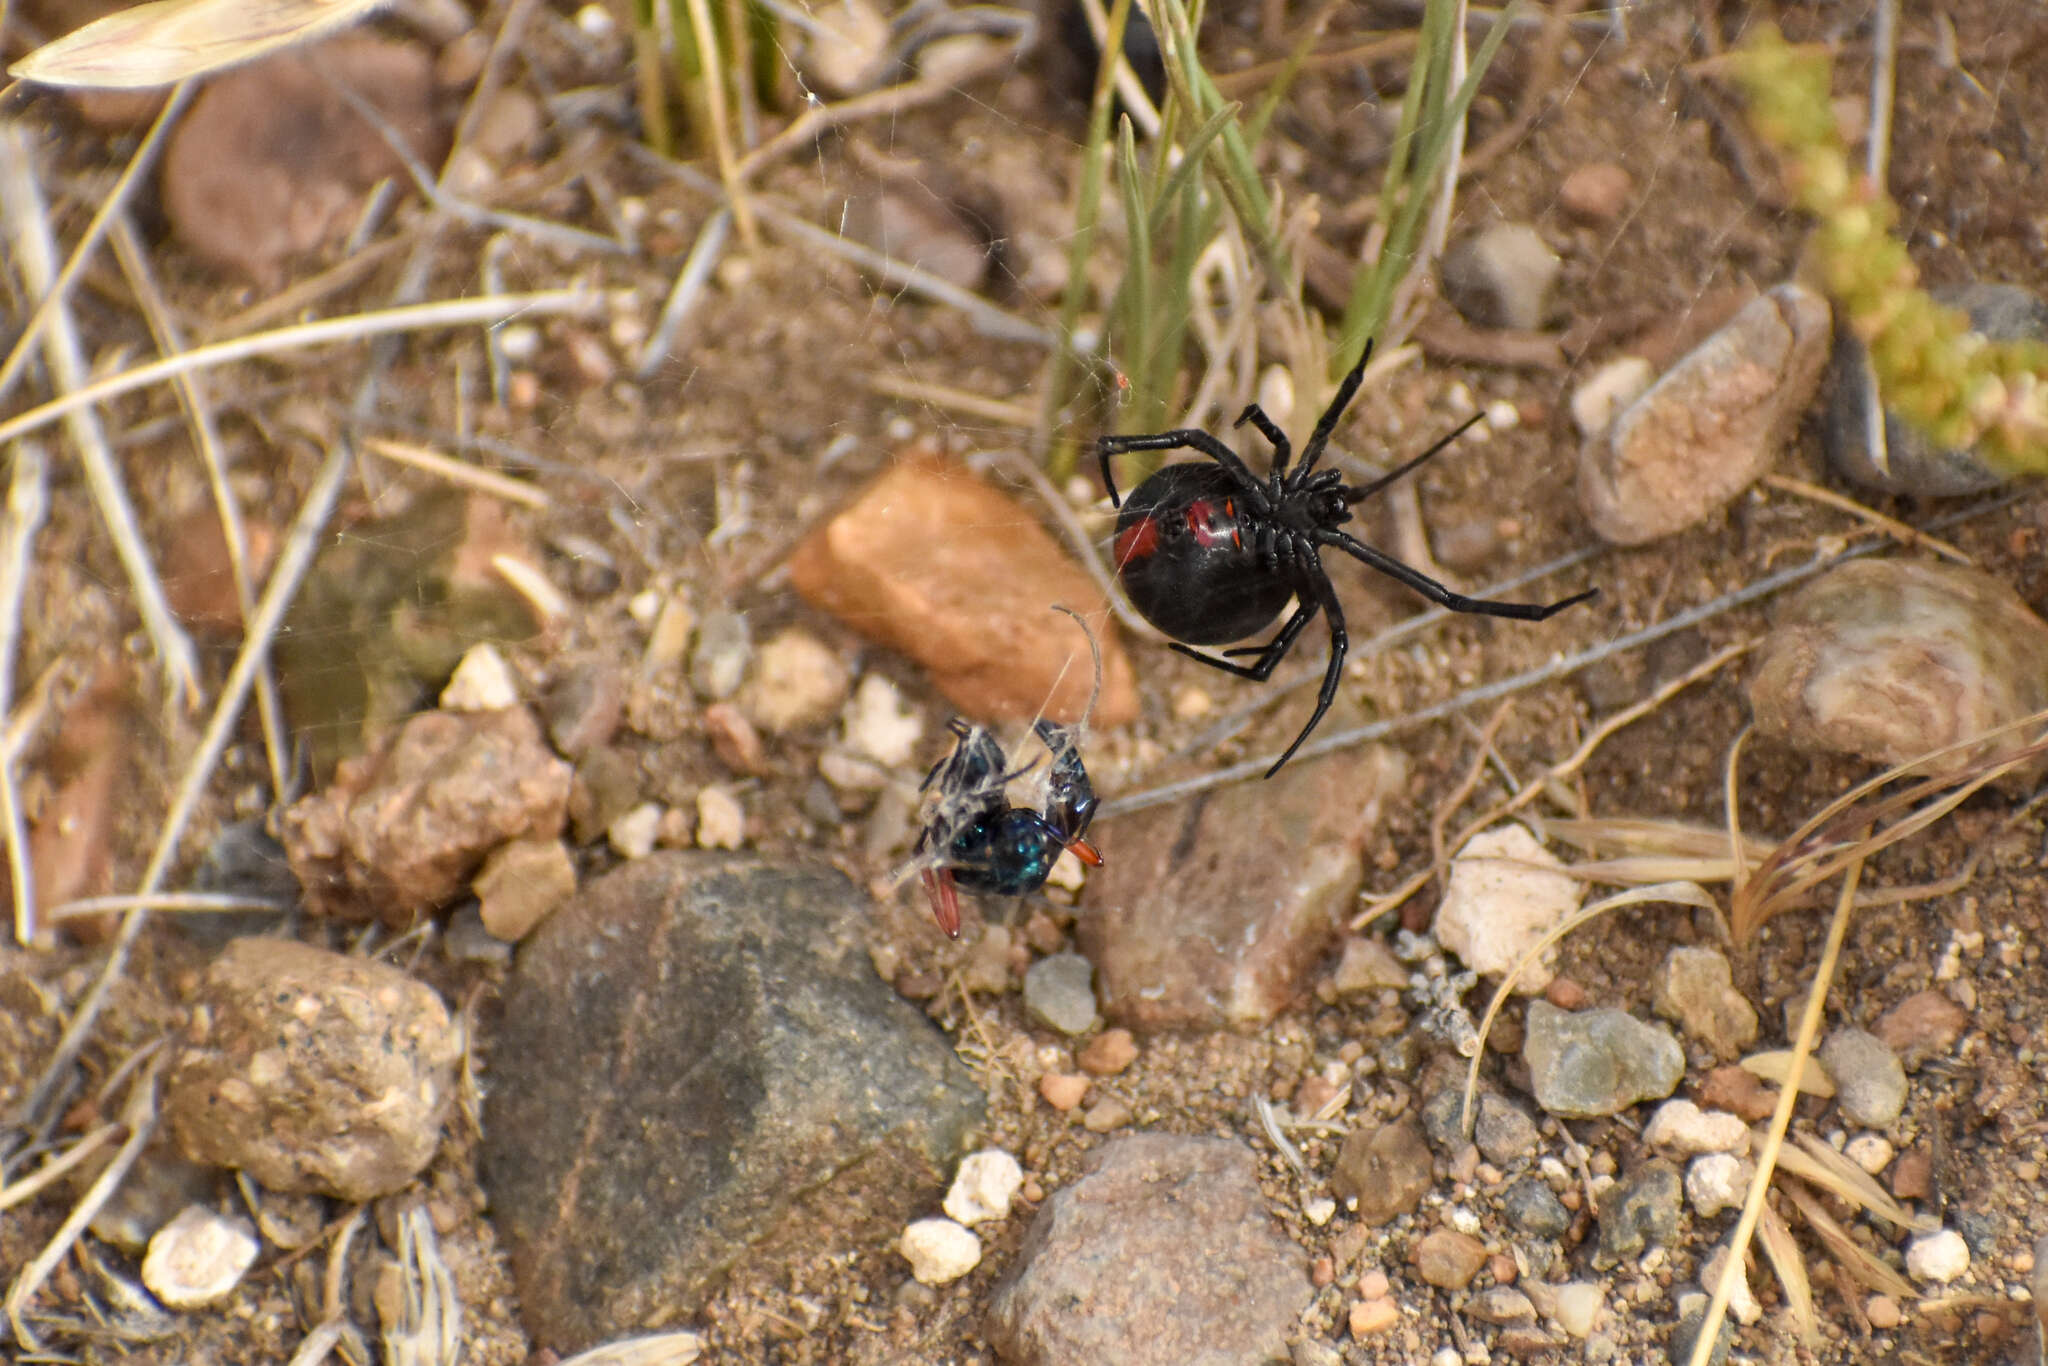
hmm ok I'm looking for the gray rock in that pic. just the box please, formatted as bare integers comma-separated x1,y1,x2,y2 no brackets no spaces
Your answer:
1651,946,1758,1061
1579,283,1831,545
985,1134,1309,1366
1442,223,1561,331
1748,559,2048,782
1503,1177,1570,1239
163,938,460,1201
1331,1116,1434,1226
88,1143,222,1252
1667,1309,1732,1366
1819,1027,1909,1128
1597,1160,1682,1264
1825,282,2046,495
1524,1001,1684,1119
1023,952,1100,1035
483,853,983,1353
1473,1093,1540,1165
1080,746,1406,1030
688,609,752,701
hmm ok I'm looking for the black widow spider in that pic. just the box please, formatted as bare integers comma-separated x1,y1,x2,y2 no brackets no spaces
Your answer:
906,607,1103,937
1097,340,1597,777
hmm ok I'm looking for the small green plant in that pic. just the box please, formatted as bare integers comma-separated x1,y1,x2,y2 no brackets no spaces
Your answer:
630,0,777,161
1737,23,2048,475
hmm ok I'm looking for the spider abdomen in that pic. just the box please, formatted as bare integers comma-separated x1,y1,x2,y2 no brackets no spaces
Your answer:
949,809,1064,895
1111,463,1293,644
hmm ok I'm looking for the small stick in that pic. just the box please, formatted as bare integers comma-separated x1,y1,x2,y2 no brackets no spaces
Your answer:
637,206,731,379
44,892,290,920
0,1121,120,1213
681,0,757,248
363,436,550,508
0,444,47,945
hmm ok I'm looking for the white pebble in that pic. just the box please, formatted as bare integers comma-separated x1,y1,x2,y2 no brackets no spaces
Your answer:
1844,1133,1895,1175
607,802,662,860
141,1205,258,1309
1434,824,1580,992
695,786,746,849
1485,398,1520,432
1905,1229,1970,1284
1643,1099,1749,1157
1685,1152,1752,1219
1570,354,1656,438
1552,1281,1603,1338
943,1149,1024,1226
440,643,519,712
900,1217,981,1285
498,324,541,362
840,674,923,767
574,2,614,35
1302,1195,1336,1226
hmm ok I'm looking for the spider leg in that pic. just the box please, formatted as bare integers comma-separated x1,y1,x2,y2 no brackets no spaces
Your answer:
921,867,963,938
1291,338,1374,482
1096,430,1270,509
1340,412,1485,506
1266,569,1350,777
1168,597,1320,681
1319,529,1599,619
1233,403,1294,481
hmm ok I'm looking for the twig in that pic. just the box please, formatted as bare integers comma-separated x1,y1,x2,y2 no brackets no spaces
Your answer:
867,372,1037,428
0,289,604,450
363,436,551,508
9,440,351,1140
0,122,203,712
1762,473,1970,563
109,211,293,796
44,892,290,920
637,206,731,379
1867,0,1898,188
0,1121,119,1213
0,82,193,410
0,444,47,945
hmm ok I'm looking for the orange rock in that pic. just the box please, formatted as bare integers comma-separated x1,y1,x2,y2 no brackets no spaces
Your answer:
787,451,1138,726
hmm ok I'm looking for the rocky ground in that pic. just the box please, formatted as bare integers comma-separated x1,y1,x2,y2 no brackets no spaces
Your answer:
1,0,2046,1364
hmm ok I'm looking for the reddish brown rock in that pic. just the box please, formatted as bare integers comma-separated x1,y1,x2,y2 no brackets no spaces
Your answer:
1697,1064,1776,1123
1558,162,1633,223
1412,1229,1489,1290
787,452,1137,726
26,666,132,943
1080,745,1405,1030
163,938,460,1201
160,36,446,284
1874,990,1970,1068
281,707,572,925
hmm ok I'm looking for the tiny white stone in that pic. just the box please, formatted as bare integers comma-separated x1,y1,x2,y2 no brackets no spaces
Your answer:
1905,1228,1970,1284
1700,1242,1761,1324
1552,1281,1603,1338
1844,1133,1895,1175
1644,1100,1749,1157
943,1149,1024,1226
607,802,663,860
1570,355,1656,438
498,324,541,362
1685,1152,1752,1219
840,674,923,767
1302,1195,1336,1226
1430,1349,1461,1366
1485,398,1520,432
695,786,746,849
1042,847,1088,893
440,643,519,712
574,2,614,34
626,589,663,626
141,1205,258,1309
817,747,889,792
900,1217,981,1285
1255,365,1296,431
1434,824,1580,992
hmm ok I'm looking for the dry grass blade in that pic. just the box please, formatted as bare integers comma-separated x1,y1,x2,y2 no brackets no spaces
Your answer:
1755,1202,1818,1345
384,1203,462,1366
557,1332,708,1366
1784,1131,1918,1230
1542,817,1776,867
1729,707,2048,942
0,1121,120,1212
1779,1177,1916,1299
364,436,550,508
0,443,47,945
9,0,388,87
1740,1050,1837,1098
1762,472,1972,563
1460,880,1721,1134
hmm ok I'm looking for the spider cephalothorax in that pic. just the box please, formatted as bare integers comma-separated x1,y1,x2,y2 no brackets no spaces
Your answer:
1098,340,1597,777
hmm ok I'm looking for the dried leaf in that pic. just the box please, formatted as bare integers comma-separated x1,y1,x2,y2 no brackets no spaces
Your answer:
9,0,388,89
1741,1049,1837,1098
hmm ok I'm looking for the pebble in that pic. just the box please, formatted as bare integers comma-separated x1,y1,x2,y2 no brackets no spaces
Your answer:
942,1149,1024,1226
1077,1027,1138,1076
163,938,461,1201
1642,1100,1748,1158
1819,1028,1909,1128
1700,1241,1762,1325
473,838,577,941
986,1135,1311,1365
160,38,443,284
1558,162,1633,223
1577,282,1830,545
1595,1161,1682,1264
1825,282,2046,495
1433,824,1580,993
279,707,572,925
1473,1094,1540,1165
607,802,663,860
1022,952,1100,1035
1082,1098,1131,1132
1669,1310,1732,1366
1471,1286,1536,1324
1685,1152,1752,1219
840,674,924,766
1569,355,1656,439
738,628,851,734
787,453,1139,725
1748,560,2048,780
1503,1178,1571,1239
1330,936,1408,997
1038,1073,1089,1111
1697,1064,1776,1122
1890,1146,1933,1200
1552,1281,1604,1338
1349,1296,1399,1337
900,1217,982,1285
542,656,625,758
1864,1293,1903,1330
695,786,746,849
140,1205,259,1309
482,855,983,1347
440,643,520,711
1412,1229,1488,1289
1081,746,1406,1030
702,703,768,776
1441,223,1562,331
1844,1133,1895,1175
688,609,751,701
1905,1228,1971,1284
442,902,513,966
1875,990,1969,1067
1302,1195,1336,1227
1651,946,1758,1061
1331,1116,1433,1226
1523,1001,1685,1118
